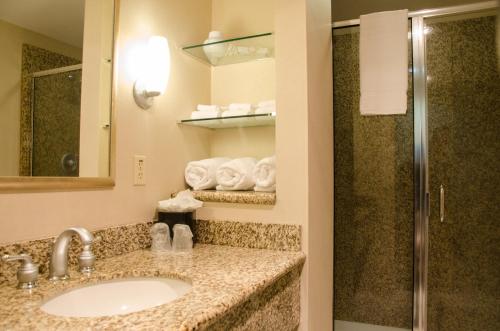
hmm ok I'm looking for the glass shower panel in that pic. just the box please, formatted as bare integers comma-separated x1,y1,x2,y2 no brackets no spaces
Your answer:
333,23,414,331
425,12,500,331
32,69,82,176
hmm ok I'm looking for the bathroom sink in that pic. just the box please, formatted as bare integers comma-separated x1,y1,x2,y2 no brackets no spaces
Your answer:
41,277,192,317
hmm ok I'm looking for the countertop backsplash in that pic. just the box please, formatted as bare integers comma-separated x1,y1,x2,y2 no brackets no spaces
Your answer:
0,219,301,284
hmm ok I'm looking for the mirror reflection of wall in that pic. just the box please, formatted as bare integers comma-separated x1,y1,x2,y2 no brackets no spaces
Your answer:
0,0,114,178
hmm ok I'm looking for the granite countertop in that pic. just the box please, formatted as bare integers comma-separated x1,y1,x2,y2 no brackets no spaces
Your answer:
0,244,305,330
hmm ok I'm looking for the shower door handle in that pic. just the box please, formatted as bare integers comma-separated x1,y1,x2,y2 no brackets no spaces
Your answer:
440,185,445,222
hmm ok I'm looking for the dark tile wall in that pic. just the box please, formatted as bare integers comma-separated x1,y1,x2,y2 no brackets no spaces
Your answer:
426,15,500,331
19,44,80,176
333,26,414,328
32,69,81,176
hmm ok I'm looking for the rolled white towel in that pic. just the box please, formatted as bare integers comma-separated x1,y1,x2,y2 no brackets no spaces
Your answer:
197,104,220,112
185,157,230,190
257,100,275,108
228,103,253,112
216,157,257,191
190,110,220,120
253,156,276,192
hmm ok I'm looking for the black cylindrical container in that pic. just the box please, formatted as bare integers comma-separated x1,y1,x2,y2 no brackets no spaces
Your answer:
156,211,194,241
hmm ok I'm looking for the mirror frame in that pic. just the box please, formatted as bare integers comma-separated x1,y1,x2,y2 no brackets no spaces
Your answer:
0,0,120,192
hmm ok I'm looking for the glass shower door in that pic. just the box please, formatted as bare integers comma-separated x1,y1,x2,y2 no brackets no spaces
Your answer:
425,11,500,331
333,22,414,331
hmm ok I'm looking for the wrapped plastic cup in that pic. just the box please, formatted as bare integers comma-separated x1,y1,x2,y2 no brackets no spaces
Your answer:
157,190,203,213
150,223,171,252
172,224,193,252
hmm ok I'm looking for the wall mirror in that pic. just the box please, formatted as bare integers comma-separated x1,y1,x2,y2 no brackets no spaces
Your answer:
0,0,118,191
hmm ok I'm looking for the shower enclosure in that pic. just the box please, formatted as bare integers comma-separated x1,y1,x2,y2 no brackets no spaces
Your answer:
30,65,82,177
332,2,499,331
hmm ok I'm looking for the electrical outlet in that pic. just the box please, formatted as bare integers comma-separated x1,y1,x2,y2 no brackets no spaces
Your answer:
134,155,146,185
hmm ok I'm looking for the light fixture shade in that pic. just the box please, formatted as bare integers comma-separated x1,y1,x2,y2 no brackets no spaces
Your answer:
133,36,171,109
144,36,170,95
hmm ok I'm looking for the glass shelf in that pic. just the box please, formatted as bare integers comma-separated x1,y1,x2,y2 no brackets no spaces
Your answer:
172,190,276,205
178,113,276,129
182,33,274,66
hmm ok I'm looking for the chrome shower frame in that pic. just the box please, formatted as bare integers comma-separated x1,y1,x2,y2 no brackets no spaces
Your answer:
331,2,498,330
411,16,429,331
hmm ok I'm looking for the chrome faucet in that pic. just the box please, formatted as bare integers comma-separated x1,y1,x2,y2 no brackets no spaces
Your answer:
49,227,95,280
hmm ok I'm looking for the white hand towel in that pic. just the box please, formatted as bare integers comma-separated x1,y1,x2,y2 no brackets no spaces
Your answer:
197,104,220,112
185,157,230,190
360,9,408,115
190,110,220,120
253,156,276,192
228,103,253,112
216,157,257,191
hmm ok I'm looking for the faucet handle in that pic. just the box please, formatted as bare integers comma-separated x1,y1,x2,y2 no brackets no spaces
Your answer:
78,244,96,274
2,254,39,289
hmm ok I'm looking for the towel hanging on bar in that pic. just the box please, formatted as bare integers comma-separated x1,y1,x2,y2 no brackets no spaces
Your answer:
359,9,408,115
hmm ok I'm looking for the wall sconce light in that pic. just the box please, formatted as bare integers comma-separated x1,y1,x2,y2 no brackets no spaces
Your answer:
133,36,170,109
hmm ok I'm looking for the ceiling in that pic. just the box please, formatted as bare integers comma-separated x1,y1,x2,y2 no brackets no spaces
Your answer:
331,0,491,21
0,0,85,48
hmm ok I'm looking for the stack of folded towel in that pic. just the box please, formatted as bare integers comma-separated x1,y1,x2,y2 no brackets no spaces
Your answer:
189,100,275,120
221,103,254,117
184,156,276,192
254,100,275,115
190,104,221,120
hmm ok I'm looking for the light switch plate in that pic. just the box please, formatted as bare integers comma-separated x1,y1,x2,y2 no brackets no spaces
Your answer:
134,155,146,185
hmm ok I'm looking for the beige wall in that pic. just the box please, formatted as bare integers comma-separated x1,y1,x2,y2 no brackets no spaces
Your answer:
0,19,82,176
211,58,275,106
80,0,115,177
305,0,334,328
212,0,275,35
332,0,490,21
208,0,276,159
0,0,212,244
210,126,275,159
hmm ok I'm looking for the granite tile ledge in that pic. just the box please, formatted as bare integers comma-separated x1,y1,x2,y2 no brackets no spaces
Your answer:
195,219,301,252
175,190,276,205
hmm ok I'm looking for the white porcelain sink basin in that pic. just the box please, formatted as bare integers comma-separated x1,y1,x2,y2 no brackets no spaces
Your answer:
41,277,192,317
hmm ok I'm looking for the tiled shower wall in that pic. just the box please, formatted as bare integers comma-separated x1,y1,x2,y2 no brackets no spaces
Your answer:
426,16,499,331
32,69,81,176
19,44,80,176
332,26,414,329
